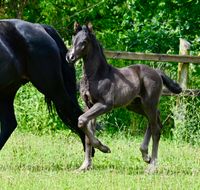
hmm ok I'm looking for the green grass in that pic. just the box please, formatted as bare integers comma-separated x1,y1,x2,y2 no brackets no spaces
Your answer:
0,131,200,190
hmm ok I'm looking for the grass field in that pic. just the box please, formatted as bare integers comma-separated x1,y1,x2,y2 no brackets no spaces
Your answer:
0,130,199,190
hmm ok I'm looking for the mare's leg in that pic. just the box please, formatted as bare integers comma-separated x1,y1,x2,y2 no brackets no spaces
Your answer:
0,96,17,149
78,102,112,153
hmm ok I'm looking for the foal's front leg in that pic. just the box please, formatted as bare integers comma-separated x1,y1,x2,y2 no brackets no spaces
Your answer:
79,102,112,153
78,119,95,171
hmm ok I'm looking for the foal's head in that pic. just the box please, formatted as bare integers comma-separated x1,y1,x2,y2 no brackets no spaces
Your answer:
66,22,93,63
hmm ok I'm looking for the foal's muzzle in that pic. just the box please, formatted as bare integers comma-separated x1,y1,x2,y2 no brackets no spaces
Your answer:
66,53,76,64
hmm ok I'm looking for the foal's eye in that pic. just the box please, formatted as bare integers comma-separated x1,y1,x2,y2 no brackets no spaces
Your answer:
82,41,87,46
80,41,87,50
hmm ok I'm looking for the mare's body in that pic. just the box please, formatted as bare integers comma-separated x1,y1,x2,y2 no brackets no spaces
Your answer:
0,19,95,164
67,23,182,172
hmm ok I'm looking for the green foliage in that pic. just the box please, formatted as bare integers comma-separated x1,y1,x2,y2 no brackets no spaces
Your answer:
172,96,200,145
14,83,66,134
1,0,200,143
2,0,200,52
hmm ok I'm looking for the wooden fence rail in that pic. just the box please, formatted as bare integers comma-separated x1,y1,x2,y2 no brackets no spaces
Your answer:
104,39,200,96
104,50,200,64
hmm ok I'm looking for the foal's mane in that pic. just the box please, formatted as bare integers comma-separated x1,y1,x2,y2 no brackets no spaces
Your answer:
84,26,107,64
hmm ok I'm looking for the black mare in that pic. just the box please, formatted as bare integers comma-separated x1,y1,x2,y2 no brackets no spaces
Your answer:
66,23,182,172
0,19,96,168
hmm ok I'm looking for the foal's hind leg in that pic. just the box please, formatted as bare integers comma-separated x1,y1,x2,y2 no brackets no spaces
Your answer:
140,111,162,165
0,96,17,150
144,107,161,173
127,98,151,163
140,126,151,163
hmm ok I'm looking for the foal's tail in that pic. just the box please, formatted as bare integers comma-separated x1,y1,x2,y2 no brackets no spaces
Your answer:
156,69,182,94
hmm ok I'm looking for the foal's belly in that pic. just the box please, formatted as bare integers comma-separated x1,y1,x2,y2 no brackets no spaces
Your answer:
113,86,138,107
113,67,140,107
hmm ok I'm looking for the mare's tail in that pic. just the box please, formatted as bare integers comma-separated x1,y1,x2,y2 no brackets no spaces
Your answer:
41,24,77,101
156,69,182,94
41,24,96,156
41,26,84,138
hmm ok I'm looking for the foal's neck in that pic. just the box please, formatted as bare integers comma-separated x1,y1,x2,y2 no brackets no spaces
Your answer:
83,38,110,80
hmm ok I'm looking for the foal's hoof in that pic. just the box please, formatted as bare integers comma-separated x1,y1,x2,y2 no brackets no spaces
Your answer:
100,145,111,153
77,164,92,172
140,148,151,164
145,163,158,174
143,155,151,164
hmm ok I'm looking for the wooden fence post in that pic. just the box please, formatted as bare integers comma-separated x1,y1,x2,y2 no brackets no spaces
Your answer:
174,38,191,129
178,38,191,89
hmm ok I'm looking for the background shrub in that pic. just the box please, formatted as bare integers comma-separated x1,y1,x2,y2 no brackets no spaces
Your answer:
1,0,199,144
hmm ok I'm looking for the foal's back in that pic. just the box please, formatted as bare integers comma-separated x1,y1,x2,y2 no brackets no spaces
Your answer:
128,64,162,84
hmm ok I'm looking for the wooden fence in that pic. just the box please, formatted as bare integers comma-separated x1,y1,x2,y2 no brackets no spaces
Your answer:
104,39,200,96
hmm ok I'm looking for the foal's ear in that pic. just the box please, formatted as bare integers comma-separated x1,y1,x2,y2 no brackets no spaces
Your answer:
87,22,93,33
74,21,82,34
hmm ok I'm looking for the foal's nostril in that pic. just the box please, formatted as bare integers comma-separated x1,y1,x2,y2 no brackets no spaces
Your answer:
70,54,75,61
66,54,70,62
